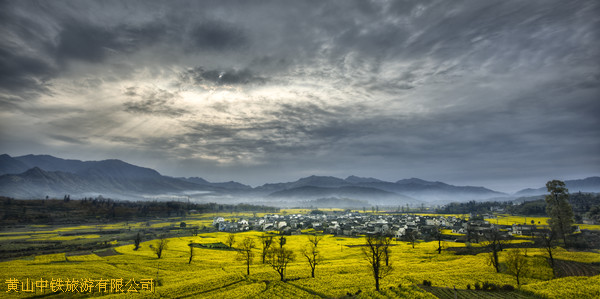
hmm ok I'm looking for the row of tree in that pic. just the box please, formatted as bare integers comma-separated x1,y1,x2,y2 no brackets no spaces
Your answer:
206,232,393,291
233,234,319,281
0,196,279,224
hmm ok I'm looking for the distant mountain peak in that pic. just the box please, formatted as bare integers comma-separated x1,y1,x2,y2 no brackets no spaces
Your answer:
183,177,210,184
0,154,29,175
23,166,46,176
345,175,384,183
396,178,438,185
515,176,600,195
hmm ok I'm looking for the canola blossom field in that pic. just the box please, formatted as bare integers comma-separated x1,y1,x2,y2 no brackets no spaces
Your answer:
1,224,600,298
1,210,599,298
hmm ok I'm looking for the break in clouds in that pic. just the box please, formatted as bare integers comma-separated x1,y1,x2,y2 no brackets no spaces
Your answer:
0,0,599,191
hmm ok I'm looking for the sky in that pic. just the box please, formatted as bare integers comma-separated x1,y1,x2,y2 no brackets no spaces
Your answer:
0,0,598,193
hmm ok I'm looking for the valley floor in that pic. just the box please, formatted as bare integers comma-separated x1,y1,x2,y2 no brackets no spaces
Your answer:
1,228,599,298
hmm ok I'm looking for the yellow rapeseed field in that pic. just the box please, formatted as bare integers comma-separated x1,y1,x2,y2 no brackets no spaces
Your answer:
1,229,599,298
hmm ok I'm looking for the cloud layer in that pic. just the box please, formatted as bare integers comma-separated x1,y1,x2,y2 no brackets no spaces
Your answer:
1,0,598,192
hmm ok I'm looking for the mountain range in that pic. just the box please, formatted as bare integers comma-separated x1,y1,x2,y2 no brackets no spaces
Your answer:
514,177,600,196
1,154,598,207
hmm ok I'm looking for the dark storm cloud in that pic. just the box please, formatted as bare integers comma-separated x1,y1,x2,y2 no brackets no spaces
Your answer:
188,21,248,52
0,2,55,95
0,47,54,94
55,20,120,63
55,19,174,64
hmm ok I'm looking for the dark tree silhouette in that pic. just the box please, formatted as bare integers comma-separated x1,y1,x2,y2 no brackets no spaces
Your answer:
505,248,529,286
236,237,256,275
226,233,236,248
361,234,393,291
188,242,194,264
482,228,507,273
405,229,417,249
434,225,444,254
538,230,557,277
134,232,142,251
260,234,274,264
153,237,169,259
301,234,323,278
266,236,294,281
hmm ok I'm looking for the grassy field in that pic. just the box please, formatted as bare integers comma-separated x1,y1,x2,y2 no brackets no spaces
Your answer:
1,227,599,298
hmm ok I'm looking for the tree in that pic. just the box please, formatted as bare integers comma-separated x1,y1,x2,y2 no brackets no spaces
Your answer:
405,230,417,249
505,248,529,286
266,236,295,281
188,242,194,264
134,232,142,251
538,230,557,277
361,234,393,291
381,230,393,266
260,234,274,264
153,237,169,259
301,234,323,278
236,237,256,275
226,233,236,248
545,180,574,246
434,225,443,254
482,228,506,273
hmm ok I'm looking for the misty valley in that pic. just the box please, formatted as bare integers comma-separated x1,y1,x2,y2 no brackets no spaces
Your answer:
2,154,600,209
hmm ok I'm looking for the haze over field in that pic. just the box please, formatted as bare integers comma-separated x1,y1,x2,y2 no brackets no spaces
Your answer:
1,0,599,193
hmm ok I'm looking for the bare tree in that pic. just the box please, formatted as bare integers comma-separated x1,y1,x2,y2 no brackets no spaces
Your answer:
266,236,295,281
538,230,557,277
188,242,194,264
505,248,529,286
405,229,417,249
361,234,393,291
236,237,256,275
434,225,444,254
302,234,323,278
226,233,236,248
260,234,274,264
153,237,169,259
482,228,507,273
382,230,393,266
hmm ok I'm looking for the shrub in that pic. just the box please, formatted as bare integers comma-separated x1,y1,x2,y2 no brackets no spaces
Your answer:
474,282,481,290
501,284,515,291
482,281,498,291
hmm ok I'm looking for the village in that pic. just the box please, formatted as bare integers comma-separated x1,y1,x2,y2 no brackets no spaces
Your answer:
211,211,559,243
